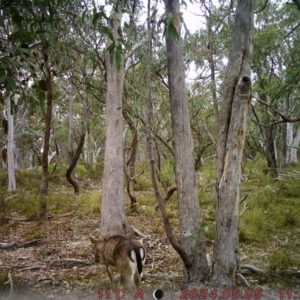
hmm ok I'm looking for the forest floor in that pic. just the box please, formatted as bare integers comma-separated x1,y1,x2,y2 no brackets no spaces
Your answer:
0,162,300,299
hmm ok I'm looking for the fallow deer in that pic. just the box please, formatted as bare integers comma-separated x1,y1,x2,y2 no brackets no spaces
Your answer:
89,235,146,294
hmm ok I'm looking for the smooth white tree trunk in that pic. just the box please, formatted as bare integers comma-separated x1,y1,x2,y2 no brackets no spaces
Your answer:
287,123,300,164
6,97,16,191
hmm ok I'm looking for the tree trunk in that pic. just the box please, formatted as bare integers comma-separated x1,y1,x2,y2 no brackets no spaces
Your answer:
205,4,219,123
287,123,300,164
124,110,138,210
262,123,278,177
145,0,193,278
15,101,29,169
281,122,287,173
100,3,127,237
164,0,209,286
66,130,85,195
40,45,53,220
211,0,255,288
68,83,74,163
6,97,16,192
66,64,88,195
280,98,289,173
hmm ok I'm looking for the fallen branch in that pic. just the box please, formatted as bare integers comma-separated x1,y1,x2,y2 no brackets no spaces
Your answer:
131,225,152,240
48,258,93,266
241,264,267,274
19,266,44,272
3,211,76,222
0,238,45,250
237,272,251,288
3,217,31,222
54,211,76,218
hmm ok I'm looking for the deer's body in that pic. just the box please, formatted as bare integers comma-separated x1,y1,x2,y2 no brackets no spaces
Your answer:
90,235,146,293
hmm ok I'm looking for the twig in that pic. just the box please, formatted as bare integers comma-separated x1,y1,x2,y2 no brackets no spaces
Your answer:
237,272,251,288
239,203,248,216
4,194,18,202
4,271,13,300
240,194,249,204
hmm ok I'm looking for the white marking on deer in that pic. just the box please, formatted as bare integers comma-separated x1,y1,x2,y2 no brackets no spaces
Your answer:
129,249,137,283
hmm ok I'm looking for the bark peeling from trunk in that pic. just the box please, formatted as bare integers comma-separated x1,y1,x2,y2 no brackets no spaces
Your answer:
211,0,255,288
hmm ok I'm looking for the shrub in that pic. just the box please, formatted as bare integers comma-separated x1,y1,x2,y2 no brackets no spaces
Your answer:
268,251,293,271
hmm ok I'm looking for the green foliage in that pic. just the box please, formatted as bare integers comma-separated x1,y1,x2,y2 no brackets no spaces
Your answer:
240,207,271,243
143,206,156,217
268,251,293,271
75,164,87,179
90,162,104,180
134,191,156,207
201,210,215,240
49,163,68,175
159,159,175,187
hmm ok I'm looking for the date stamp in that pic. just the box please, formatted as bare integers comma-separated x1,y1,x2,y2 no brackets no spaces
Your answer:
97,288,300,299
98,288,144,299
279,289,300,299
180,288,262,299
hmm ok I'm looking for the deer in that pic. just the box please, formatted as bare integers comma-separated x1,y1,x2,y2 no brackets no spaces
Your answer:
89,235,146,294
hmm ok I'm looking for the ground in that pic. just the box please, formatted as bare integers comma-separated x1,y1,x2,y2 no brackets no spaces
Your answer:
0,212,186,300
0,210,296,300
1,164,300,299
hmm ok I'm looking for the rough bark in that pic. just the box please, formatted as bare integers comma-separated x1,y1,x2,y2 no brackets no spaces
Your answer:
66,64,89,195
40,43,53,220
66,130,85,195
164,0,209,285
211,0,255,288
205,4,219,123
124,110,138,210
262,123,278,177
145,0,192,275
280,98,289,173
100,3,127,237
67,83,74,163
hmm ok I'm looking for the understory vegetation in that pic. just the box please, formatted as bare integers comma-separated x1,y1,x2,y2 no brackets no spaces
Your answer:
1,155,300,297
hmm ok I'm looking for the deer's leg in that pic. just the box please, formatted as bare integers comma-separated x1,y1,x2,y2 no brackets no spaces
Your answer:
107,266,115,289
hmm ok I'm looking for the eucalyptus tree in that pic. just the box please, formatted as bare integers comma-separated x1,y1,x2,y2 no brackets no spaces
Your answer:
252,0,300,176
97,0,148,236
211,0,255,287
161,0,210,286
